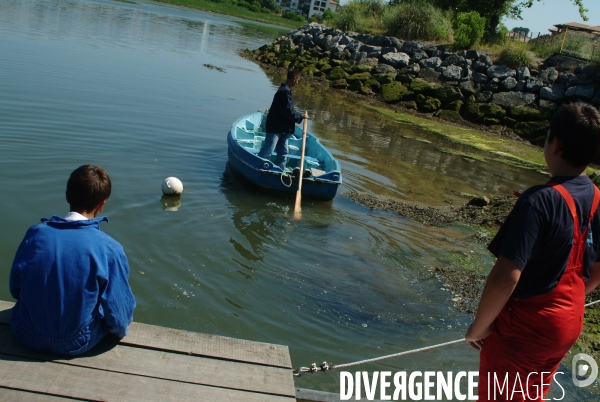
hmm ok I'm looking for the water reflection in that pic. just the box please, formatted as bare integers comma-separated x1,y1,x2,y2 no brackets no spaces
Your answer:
263,70,546,205
220,164,336,264
160,195,182,211
1,0,288,60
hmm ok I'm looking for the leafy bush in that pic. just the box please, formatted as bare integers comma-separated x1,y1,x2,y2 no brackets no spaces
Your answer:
238,1,250,8
453,11,485,49
322,8,335,22
331,2,367,32
261,7,271,13
484,22,509,45
382,0,452,41
498,42,534,69
249,4,260,12
283,11,304,22
260,0,280,12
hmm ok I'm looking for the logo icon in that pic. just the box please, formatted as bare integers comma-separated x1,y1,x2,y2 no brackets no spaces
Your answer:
572,353,598,387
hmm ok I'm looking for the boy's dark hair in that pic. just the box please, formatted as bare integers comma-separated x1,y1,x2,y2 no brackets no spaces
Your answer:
66,165,112,212
287,69,301,80
549,103,600,167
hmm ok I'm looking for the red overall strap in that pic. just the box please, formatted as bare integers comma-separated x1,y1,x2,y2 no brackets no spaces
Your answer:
547,182,600,263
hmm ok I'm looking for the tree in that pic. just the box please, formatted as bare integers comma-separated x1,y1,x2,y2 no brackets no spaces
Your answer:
431,0,588,38
454,11,486,49
512,27,530,36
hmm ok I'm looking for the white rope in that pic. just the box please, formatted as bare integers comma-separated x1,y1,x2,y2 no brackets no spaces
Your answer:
585,299,600,307
293,298,600,377
280,171,292,188
334,338,464,369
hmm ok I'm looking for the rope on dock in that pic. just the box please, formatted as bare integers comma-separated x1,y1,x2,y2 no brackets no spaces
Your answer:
292,298,600,377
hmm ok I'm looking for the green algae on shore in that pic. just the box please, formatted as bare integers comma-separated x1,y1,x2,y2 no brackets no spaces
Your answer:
363,104,548,172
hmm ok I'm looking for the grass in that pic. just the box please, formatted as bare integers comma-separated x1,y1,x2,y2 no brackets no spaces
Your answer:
152,0,305,28
498,42,535,69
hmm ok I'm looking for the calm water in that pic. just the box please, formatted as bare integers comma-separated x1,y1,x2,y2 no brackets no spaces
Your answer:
0,0,595,398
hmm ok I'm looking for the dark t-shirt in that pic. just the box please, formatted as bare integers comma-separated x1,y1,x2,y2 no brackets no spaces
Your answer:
488,175,600,299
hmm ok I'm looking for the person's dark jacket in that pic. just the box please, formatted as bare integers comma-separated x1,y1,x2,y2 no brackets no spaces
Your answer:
265,83,303,135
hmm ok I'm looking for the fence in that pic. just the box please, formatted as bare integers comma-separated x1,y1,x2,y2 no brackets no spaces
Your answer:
508,30,600,61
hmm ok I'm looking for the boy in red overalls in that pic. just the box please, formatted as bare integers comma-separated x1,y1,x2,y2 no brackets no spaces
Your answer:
465,103,600,401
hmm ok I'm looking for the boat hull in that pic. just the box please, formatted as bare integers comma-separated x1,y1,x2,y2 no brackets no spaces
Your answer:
226,112,341,201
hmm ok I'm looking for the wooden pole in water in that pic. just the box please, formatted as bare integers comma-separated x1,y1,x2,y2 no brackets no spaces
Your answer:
293,116,308,221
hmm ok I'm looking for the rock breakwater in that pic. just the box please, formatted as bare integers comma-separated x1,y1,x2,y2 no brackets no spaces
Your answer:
246,23,600,146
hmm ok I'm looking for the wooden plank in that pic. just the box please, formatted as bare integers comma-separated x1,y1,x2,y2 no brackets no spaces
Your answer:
0,353,293,402
123,322,291,368
0,325,295,397
0,387,83,401
0,301,291,369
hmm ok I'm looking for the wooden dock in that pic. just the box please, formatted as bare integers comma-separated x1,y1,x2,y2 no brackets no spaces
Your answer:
0,300,296,401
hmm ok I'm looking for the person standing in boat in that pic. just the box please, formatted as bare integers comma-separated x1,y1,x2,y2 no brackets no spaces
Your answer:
9,164,136,356
465,103,600,401
258,68,308,172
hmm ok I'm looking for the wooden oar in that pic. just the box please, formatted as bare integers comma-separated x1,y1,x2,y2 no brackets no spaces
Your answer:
293,115,308,221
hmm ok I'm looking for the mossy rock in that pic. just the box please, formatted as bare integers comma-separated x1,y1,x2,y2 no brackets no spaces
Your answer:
514,121,550,139
483,117,501,125
329,59,344,67
409,78,439,95
396,74,413,85
501,116,517,129
364,79,381,92
302,64,318,77
462,103,486,122
341,62,353,73
444,100,463,113
277,60,291,69
435,86,463,104
467,95,476,104
360,85,374,95
508,106,551,122
331,79,349,89
328,66,348,81
352,64,373,74
375,74,395,85
480,104,506,119
347,72,372,83
438,110,464,123
416,94,442,113
348,80,363,92
316,59,330,69
401,101,418,110
319,64,333,74
381,82,413,103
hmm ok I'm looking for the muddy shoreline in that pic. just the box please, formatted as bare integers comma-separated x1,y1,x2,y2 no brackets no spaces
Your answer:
345,189,600,359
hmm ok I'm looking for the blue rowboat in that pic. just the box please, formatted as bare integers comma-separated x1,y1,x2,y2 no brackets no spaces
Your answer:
227,111,342,201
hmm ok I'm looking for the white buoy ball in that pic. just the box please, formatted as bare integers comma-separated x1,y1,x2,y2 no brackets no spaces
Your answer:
162,177,183,196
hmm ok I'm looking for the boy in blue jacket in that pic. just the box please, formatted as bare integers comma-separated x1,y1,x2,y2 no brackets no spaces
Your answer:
9,164,136,356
